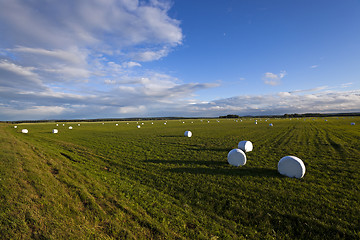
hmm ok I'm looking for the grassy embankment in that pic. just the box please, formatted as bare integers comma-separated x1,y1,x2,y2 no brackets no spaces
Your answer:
0,117,359,239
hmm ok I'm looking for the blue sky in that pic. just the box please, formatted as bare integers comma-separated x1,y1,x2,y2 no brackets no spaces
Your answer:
0,0,359,120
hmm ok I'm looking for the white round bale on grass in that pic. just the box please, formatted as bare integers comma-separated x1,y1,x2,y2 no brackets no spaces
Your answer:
351,122,355,125
278,156,306,179
68,126,73,130
184,131,192,137
269,123,273,126
238,141,253,152
53,129,58,134
21,129,28,133
227,149,246,167
137,125,141,128
14,126,17,128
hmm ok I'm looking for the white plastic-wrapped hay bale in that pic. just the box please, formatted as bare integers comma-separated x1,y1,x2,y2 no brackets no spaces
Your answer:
21,129,28,134
164,122,167,125
142,123,144,125
56,124,58,126
269,123,273,127
14,126,17,128
62,124,65,126
278,156,306,179
184,131,192,137
255,121,258,125
53,129,58,134
116,124,118,126
151,122,154,124
78,124,80,126
227,149,246,167
137,125,141,128
351,122,355,125
238,141,253,152
68,126,73,130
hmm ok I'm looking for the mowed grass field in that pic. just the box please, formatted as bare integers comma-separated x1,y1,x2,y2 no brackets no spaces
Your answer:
0,117,359,239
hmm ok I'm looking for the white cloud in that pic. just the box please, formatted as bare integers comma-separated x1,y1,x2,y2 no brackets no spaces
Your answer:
185,89,360,116
132,48,170,62
0,105,67,120
263,70,287,86
310,65,319,69
118,105,146,114
123,61,142,68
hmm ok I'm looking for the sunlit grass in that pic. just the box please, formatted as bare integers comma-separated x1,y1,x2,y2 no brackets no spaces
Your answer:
1,117,359,239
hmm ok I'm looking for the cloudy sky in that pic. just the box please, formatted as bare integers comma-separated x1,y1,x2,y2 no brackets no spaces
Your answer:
0,0,359,120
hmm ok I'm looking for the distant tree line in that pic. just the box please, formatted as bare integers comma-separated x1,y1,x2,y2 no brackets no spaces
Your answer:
220,112,360,119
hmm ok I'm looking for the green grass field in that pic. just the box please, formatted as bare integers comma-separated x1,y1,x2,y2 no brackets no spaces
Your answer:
0,117,359,239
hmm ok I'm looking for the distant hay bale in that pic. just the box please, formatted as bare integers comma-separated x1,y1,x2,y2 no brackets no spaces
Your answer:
227,149,246,167
255,121,258,124
269,123,273,126
164,122,167,125
142,123,144,125
78,124,80,126
184,131,192,137
351,122,355,125
68,126,73,130
56,124,58,126
137,125,141,128
53,129,58,134
14,126,17,128
21,129,28,134
62,124,65,126
278,156,306,179
116,124,118,126
238,141,253,152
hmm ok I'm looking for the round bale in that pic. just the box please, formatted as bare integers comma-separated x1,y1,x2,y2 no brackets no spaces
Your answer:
21,129,28,134
269,123,273,126
53,129,58,134
227,149,246,167
184,131,192,137
351,122,355,125
14,126,17,128
278,156,306,179
137,125,141,128
68,126,73,130
238,141,253,152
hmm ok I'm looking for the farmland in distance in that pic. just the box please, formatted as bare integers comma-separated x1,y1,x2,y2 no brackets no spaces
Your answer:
0,117,359,239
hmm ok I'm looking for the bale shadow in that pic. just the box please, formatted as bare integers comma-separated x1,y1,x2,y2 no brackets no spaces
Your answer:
167,167,279,177
159,135,182,138
145,159,225,166
186,147,230,152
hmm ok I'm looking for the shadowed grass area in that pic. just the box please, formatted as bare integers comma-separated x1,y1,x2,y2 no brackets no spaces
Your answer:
0,117,359,239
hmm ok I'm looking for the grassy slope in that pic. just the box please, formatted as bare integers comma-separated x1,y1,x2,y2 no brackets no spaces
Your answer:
0,118,359,239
